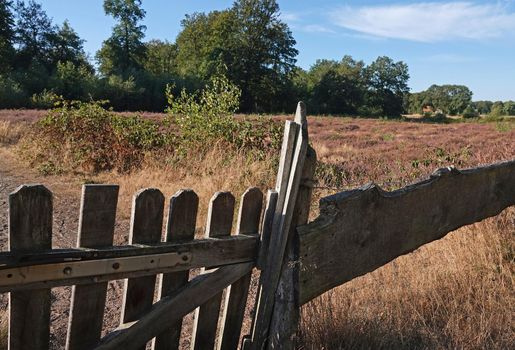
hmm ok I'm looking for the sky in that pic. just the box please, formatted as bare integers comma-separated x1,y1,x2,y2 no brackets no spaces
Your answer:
39,0,515,101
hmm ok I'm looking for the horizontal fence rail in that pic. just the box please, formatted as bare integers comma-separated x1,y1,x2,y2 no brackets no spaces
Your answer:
297,159,515,304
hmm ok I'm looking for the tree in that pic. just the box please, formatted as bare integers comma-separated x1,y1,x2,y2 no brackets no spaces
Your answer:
425,85,472,115
97,0,146,77
307,56,366,115
143,39,177,76
364,56,409,117
0,0,15,72
49,20,90,69
175,0,298,112
472,100,493,115
231,0,297,111
14,0,55,70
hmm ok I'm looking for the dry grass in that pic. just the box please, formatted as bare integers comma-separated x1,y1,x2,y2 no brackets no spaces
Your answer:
0,121,28,145
93,144,277,234
0,110,514,349
300,209,514,349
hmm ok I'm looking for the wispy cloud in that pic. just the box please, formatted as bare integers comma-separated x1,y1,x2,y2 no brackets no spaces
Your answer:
280,11,301,22
330,2,515,42
301,24,335,34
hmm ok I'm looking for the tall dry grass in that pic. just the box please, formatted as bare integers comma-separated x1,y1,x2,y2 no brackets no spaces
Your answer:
0,121,26,145
300,208,514,350
94,144,277,234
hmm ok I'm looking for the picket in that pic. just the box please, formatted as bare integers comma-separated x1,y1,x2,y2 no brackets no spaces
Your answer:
8,185,53,350
154,189,199,350
218,187,263,350
121,188,164,349
66,184,119,350
191,192,235,349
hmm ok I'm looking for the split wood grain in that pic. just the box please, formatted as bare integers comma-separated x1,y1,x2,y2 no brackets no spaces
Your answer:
298,159,515,304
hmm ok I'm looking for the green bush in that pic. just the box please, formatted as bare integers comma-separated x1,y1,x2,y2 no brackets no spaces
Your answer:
24,99,168,173
462,105,479,119
166,75,282,154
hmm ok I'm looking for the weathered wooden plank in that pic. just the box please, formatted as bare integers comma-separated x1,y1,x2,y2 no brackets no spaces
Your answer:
191,192,235,350
66,184,119,350
268,145,316,349
95,263,254,350
250,102,308,349
8,185,52,350
154,189,198,350
0,234,258,269
298,159,515,305
257,190,278,269
121,189,164,350
218,187,263,350
0,235,258,292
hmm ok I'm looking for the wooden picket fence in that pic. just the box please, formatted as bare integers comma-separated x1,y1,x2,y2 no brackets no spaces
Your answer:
1,102,514,350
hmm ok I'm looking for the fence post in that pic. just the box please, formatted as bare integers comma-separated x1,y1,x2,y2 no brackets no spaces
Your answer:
248,102,311,349
268,144,316,349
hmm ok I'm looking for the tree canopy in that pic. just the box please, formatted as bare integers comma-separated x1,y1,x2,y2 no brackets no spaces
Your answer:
97,0,147,77
1,0,506,117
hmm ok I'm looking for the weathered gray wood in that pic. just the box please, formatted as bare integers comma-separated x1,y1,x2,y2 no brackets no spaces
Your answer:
0,235,259,292
66,184,119,350
268,145,316,349
257,190,278,269
298,159,515,305
251,102,308,349
191,192,235,350
8,185,52,350
95,263,254,350
218,187,263,350
121,188,164,349
154,189,198,350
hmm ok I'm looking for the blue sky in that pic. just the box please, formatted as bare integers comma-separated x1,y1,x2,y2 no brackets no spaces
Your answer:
39,0,515,101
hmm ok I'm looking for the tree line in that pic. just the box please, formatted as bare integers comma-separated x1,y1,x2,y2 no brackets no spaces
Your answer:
0,0,512,116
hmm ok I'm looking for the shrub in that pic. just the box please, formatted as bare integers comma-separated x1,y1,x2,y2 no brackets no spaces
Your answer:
462,105,479,119
166,75,282,155
22,99,168,173
30,89,59,109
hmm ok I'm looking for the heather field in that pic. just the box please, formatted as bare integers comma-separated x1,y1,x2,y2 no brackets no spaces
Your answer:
0,110,514,349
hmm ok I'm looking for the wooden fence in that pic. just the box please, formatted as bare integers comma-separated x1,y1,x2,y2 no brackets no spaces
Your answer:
1,102,514,349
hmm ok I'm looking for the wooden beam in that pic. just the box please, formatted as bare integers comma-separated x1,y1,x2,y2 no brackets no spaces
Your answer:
94,263,254,350
8,185,53,350
121,188,164,344
191,192,235,350
66,184,119,350
154,189,198,350
250,102,308,349
0,235,258,292
298,159,515,305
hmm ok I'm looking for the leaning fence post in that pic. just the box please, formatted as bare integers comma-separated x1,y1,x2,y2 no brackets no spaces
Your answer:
268,143,316,349
248,102,309,349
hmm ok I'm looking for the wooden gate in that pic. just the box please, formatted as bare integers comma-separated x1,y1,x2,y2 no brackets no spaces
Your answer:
1,102,514,349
